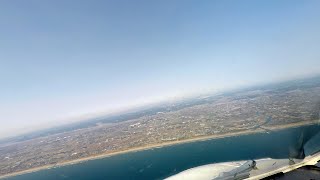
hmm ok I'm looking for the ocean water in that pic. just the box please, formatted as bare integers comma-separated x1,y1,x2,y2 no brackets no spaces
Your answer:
5,124,320,180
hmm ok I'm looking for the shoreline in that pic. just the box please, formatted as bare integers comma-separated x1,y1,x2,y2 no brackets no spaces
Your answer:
1,120,318,179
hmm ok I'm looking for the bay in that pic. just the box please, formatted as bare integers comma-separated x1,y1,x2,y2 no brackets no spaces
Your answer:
6,124,320,180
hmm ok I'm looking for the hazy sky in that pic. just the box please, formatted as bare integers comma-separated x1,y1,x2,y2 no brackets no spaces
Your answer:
1,0,320,138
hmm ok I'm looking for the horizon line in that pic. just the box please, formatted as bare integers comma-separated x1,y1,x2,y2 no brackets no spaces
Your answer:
1,73,319,141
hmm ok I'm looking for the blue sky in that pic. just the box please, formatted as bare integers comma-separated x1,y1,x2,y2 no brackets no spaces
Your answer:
1,0,320,138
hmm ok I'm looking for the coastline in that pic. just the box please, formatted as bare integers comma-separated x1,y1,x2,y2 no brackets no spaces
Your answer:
1,120,318,179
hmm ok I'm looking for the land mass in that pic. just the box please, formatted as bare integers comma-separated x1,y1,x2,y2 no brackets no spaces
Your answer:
1,76,320,178
0,120,318,179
